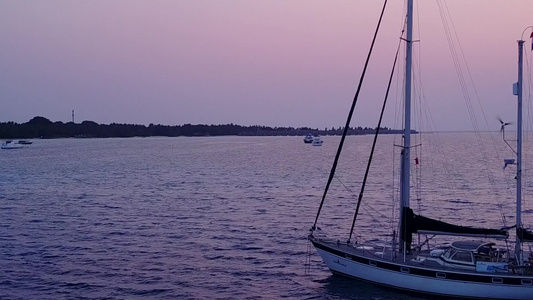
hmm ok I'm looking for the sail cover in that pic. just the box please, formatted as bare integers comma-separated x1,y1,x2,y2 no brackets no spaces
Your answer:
517,227,533,242
401,208,508,248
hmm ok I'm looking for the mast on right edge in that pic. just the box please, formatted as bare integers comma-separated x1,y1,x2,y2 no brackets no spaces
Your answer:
514,39,524,263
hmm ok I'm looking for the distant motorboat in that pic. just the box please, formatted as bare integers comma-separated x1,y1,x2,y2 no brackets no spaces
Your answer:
17,140,32,145
1,140,24,149
303,134,314,143
312,136,323,146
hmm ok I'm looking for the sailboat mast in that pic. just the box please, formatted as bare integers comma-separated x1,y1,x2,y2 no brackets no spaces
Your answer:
400,0,413,251
515,39,524,261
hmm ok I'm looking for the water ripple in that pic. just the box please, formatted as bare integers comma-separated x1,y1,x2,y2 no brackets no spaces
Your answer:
0,135,519,299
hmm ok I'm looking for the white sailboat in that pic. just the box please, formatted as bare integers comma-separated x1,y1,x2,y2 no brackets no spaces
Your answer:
308,1,533,299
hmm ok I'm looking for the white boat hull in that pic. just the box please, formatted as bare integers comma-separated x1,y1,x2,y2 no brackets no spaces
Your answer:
1,144,23,149
313,242,533,299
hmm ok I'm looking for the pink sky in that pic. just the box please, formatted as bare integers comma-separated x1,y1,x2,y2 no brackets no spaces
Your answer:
1,1,532,131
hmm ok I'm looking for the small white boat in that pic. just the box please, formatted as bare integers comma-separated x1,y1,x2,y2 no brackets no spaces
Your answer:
1,140,24,149
312,137,323,146
303,134,314,143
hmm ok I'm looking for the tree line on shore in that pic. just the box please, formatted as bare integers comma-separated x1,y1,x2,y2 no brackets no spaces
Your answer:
0,116,408,139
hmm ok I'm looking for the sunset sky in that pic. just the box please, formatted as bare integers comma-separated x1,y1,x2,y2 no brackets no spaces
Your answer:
1,1,532,131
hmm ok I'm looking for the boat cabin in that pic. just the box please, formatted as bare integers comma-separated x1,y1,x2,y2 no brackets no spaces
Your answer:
439,241,507,271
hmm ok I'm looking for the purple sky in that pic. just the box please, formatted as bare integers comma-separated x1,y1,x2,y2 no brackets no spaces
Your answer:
1,1,532,131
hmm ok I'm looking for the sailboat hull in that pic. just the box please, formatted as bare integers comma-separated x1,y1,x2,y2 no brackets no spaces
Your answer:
311,238,533,299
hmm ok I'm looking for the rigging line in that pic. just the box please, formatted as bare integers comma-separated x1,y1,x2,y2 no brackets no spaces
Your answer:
438,1,477,134
437,1,479,221
438,0,509,225
404,7,459,218
413,0,423,215
408,2,491,224
348,31,402,243
438,1,479,136
333,177,391,233
440,0,510,225
410,54,423,214
312,0,389,230
524,41,533,208
334,176,391,222
392,142,399,233
410,59,464,213
359,201,390,231
393,7,409,158
522,30,533,144
522,41,533,227
391,6,409,238
441,0,508,178
391,3,408,204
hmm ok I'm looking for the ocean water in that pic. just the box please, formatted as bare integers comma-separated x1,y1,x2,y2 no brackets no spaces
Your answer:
0,134,530,299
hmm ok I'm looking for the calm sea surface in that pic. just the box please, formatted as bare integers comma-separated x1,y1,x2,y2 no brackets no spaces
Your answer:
1,134,532,299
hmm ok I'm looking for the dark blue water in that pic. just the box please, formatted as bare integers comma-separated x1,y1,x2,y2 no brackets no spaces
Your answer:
0,135,528,299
